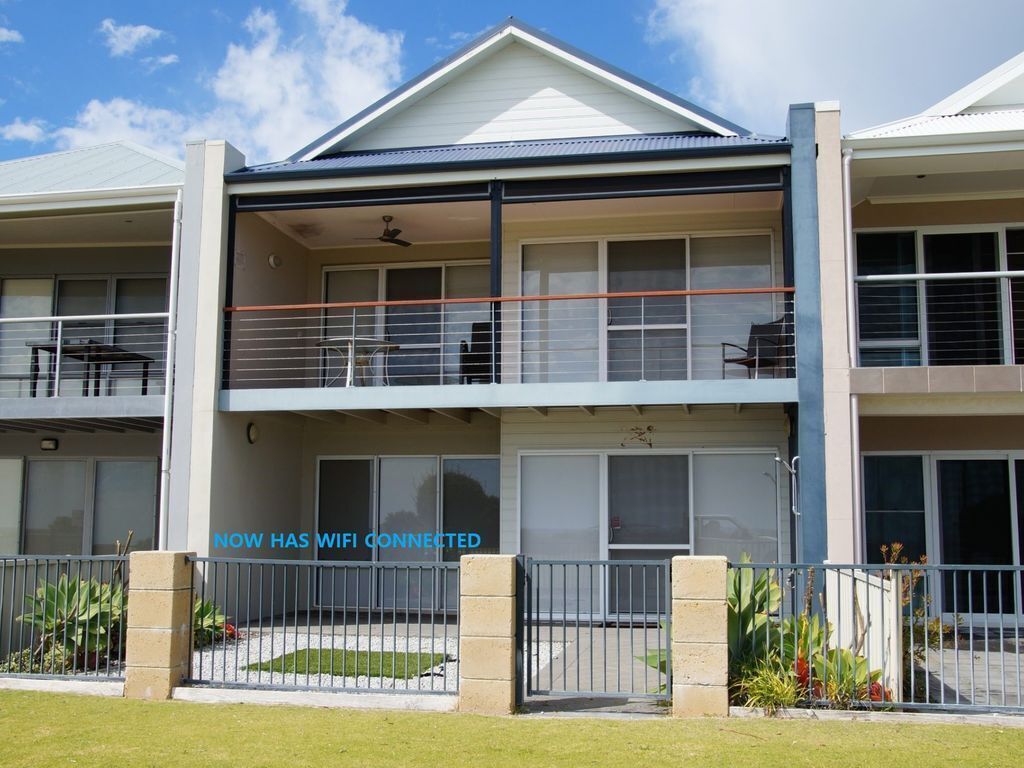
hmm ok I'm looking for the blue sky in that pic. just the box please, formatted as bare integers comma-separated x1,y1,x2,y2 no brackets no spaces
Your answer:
2,1,1024,164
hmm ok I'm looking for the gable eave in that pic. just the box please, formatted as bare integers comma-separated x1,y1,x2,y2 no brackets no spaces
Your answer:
290,18,746,163
924,50,1024,116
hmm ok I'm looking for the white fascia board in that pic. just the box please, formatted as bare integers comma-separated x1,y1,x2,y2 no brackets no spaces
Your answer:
226,153,791,197
842,132,1024,155
0,184,181,214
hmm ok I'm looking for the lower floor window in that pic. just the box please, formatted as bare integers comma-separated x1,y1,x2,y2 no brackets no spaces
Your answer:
0,456,157,555
862,453,1024,614
316,455,499,563
519,449,781,565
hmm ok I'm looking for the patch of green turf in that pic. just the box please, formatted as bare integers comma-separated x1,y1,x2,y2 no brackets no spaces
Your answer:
245,648,445,679
1,691,1023,768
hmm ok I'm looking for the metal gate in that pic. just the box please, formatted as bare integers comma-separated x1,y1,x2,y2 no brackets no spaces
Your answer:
520,558,671,702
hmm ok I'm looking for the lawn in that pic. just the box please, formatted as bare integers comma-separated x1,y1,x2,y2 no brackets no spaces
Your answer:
1,691,1023,767
245,649,446,679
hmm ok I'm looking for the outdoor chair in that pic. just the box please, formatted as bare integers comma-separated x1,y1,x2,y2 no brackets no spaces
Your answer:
459,321,493,384
721,318,788,379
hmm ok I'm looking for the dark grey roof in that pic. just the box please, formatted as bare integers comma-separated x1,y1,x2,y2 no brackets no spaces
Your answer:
228,133,790,183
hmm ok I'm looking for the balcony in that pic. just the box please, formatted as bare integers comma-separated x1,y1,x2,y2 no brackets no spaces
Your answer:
220,287,796,413
0,311,169,422
852,268,1024,398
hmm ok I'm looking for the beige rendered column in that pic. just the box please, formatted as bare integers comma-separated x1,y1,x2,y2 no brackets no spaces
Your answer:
124,551,195,700
458,554,517,715
815,102,859,562
671,556,729,717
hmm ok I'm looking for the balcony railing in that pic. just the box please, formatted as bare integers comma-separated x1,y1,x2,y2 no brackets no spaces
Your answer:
856,271,1024,367
0,312,170,399
222,288,795,391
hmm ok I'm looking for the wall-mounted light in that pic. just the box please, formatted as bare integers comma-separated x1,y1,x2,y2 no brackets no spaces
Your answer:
40,438,59,451
268,253,283,270
246,422,260,445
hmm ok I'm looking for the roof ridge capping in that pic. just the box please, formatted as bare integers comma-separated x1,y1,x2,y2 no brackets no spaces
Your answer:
288,17,751,163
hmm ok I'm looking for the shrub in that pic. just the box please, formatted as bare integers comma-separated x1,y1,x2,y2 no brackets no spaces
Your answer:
727,554,781,668
732,658,799,714
192,599,237,648
15,574,125,669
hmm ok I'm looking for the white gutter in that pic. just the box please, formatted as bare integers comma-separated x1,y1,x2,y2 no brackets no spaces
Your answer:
157,189,183,550
842,148,863,561
0,184,181,214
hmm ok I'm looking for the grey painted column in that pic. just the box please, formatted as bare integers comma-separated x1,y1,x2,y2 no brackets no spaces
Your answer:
787,103,828,564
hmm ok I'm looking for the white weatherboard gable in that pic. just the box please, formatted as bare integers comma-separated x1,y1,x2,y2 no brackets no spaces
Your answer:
298,22,740,160
344,41,704,151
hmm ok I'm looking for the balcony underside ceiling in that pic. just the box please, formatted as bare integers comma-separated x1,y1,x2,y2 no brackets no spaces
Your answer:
0,416,162,434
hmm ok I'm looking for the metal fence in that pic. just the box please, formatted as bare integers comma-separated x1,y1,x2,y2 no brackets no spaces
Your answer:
730,562,1024,713
223,288,795,390
522,559,671,701
0,555,128,680
187,557,459,694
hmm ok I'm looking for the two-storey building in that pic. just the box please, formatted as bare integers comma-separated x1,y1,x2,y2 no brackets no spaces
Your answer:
162,18,836,602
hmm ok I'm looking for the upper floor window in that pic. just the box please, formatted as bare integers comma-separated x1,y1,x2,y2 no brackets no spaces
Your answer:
855,228,1024,367
0,275,168,397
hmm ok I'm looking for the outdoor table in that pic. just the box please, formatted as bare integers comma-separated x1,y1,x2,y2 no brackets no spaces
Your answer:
317,336,400,387
26,338,154,397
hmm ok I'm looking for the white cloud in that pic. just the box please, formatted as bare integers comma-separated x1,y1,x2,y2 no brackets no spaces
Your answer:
142,53,179,71
647,0,1024,134
0,117,46,143
0,26,22,43
52,99,191,158
99,18,164,57
46,2,402,162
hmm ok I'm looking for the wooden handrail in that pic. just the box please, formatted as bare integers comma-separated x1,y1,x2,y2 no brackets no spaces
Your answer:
225,286,795,313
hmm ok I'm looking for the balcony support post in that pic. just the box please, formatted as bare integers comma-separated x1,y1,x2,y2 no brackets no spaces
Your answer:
489,181,503,384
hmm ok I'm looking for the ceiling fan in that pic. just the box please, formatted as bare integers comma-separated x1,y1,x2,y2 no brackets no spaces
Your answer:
356,215,412,247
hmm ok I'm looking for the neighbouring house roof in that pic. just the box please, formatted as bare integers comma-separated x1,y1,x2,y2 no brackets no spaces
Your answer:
849,50,1024,141
228,132,789,183
290,18,751,163
0,141,184,198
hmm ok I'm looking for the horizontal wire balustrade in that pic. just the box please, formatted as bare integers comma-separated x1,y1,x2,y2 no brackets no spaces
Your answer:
0,312,170,399
855,271,1024,367
223,287,795,389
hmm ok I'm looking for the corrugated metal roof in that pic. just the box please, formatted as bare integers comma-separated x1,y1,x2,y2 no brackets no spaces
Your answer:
849,109,1024,139
0,141,184,196
232,132,789,180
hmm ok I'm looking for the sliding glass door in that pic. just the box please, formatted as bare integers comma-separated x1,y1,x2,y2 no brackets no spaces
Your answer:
924,233,1002,366
315,455,499,609
606,240,687,382
937,459,1017,614
521,243,599,383
862,454,1024,615
520,450,781,615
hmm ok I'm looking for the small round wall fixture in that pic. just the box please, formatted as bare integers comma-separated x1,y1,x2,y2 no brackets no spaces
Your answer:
267,253,283,269
246,422,260,444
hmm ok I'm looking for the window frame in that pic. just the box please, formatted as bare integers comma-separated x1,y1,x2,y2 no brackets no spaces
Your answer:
853,223,1024,366
15,455,159,556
